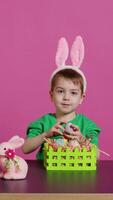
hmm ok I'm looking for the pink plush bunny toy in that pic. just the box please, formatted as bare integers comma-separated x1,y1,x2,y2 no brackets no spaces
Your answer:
0,135,28,180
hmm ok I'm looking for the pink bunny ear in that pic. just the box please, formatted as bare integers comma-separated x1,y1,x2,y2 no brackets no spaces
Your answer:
55,37,69,67
8,135,24,149
70,36,84,67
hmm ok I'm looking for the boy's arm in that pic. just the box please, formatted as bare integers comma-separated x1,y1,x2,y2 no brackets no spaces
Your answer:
22,122,64,154
22,132,47,154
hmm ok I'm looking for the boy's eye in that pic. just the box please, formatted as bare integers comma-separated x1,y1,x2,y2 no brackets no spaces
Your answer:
71,91,78,95
57,90,63,93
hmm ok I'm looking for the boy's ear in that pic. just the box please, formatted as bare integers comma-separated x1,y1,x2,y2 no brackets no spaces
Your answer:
80,93,86,104
49,90,53,101
83,93,86,98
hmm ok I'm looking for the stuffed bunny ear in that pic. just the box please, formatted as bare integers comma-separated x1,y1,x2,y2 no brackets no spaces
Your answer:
8,135,20,142
55,37,69,67
70,36,84,67
8,135,24,149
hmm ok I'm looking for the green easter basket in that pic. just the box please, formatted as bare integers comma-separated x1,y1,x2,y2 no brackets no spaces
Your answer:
43,143,97,170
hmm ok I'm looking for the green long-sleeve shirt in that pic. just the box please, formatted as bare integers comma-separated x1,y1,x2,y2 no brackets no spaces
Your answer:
26,113,101,159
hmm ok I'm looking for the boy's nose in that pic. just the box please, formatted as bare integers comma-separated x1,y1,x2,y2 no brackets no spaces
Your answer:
63,92,70,100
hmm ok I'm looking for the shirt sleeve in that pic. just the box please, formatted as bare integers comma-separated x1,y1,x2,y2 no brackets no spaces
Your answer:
26,120,43,138
89,131,100,145
84,118,101,146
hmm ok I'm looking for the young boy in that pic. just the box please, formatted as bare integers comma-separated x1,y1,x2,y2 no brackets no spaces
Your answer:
22,36,101,159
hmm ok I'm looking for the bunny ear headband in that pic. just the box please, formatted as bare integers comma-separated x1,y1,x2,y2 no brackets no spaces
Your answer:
50,36,87,93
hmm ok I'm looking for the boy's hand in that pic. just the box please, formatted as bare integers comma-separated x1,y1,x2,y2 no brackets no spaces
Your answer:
63,124,82,140
45,122,65,138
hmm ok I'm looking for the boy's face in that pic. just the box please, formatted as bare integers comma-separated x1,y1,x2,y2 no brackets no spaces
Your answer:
50,76,85,115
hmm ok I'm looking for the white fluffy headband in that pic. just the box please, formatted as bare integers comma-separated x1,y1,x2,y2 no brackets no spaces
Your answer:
50,36,87,92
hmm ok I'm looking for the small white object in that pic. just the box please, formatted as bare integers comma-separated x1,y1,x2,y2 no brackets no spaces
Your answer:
68,139,80,148
65,123,73,134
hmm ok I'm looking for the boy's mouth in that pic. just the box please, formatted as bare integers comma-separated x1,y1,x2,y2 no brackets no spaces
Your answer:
61,103,71,106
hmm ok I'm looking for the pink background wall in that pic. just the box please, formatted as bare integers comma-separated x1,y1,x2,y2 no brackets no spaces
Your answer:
0,0,113,160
